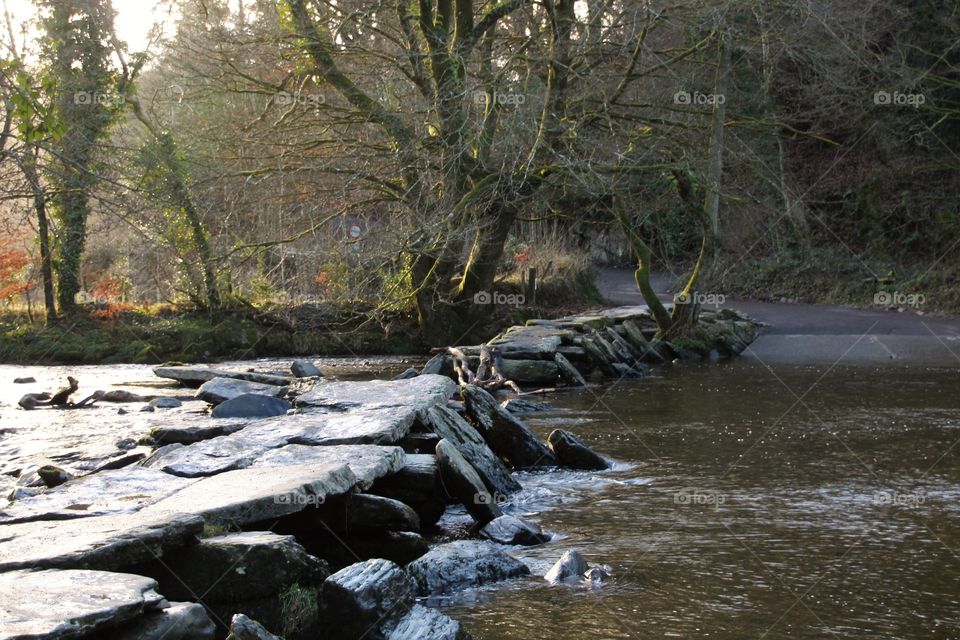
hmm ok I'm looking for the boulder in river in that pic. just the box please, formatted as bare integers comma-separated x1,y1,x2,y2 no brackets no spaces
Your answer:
310,493,421,534
210,393,292,418
461,384,558,469
226,614,282,640
13,376,35,384
481,514,550,546
385,604,471,640
291,360,323,378
196,377,288,405
435,439,502,524
321,558,416,640
547,429,609,470
425,404,521,495
406,540,530,595
544,549,589,584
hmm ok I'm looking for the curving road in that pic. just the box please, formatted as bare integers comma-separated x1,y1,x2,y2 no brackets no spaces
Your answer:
595,268,960,366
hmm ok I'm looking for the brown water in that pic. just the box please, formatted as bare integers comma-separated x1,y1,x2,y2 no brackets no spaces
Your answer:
439,361,960,639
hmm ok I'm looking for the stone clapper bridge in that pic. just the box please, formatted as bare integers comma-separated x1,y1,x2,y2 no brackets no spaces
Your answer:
0,304,759,640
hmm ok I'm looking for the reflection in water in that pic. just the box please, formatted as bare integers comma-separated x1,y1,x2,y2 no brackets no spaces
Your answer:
439,361,960,639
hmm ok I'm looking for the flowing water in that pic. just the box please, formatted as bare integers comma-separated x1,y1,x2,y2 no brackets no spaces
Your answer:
438,361,960,639
2,358,958,638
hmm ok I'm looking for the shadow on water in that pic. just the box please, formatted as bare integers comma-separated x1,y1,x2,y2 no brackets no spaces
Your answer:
439,360,960,639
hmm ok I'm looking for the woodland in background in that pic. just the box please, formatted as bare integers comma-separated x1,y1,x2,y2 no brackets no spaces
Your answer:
0,0,957,353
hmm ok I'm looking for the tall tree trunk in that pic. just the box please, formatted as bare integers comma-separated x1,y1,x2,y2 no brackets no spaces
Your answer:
704,23,733,253
22,154,57,322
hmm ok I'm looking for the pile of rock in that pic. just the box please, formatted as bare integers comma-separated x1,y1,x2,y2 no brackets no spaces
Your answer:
0,364,616,639
438,304,759,386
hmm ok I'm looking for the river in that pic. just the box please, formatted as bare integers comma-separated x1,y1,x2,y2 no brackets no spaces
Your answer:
2,358,958,638
439,360,960,639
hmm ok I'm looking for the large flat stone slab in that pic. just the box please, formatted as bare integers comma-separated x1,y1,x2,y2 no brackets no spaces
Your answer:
154,366,292,387
0,511,204,572
0,569,164,640
487,327,566,359
146,409,416,478
139,463,358,526
0,467,196,524
142,435,270,478
294,375,456,413
252,445,405,490
242,406,419,447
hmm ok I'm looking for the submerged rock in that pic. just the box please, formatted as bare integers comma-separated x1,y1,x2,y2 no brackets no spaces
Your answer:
392,367,419,380
150,397,183,409
406,540,529,595
226,614,282,640
196,377,288,405
13,376,35,384
547,429,609,470
321,558,416,640
481,514,550,546
583,566,611,586
435,439,502,524
0,569,166,639
425,405,520,495
37,465,73,488
461,385,558,469
210,393,292,418
499,398,550,414
385,604,471,640
544,549,589,584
